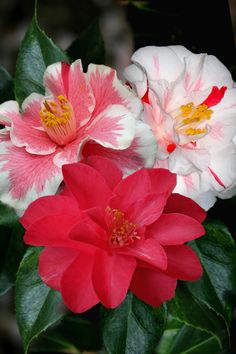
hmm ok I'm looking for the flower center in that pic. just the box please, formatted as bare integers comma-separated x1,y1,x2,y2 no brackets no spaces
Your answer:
105,207,140,248
40,95,77,146
174,102,213,142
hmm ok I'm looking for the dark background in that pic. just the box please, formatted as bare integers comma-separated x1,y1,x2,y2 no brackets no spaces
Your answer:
0,0,236,353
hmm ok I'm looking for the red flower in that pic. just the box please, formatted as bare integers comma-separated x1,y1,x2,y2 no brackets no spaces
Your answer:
20,156,206,313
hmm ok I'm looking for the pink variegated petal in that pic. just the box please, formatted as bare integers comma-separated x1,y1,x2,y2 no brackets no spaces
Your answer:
68,59,95,127
0,101,20,126
44,62,68,97
123,63,147,98
0,129,10,142
201,55,233,89
10,93,57,155
82,121,157,176
0,142,62,211
53,136,83,168
87,104,135,150
87,64,142,118
131,46,184,84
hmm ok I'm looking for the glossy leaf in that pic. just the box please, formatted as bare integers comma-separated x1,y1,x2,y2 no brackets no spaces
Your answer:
14,14,69,105
0,65,14,103
15,247,64,353
156,317,222,354
67,18,105,70
102,292,166,354
0,222,27,295
0,201,19,227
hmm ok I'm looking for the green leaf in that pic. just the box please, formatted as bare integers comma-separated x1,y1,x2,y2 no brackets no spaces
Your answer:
168,220,236,351
0,201,19,227
102,292,166,354
0,222,27,295
156,317,222,354
30,332,81,353
0,65,14,103
15,247,64,353
187,220,236,327
67,18,105,70
14,14,69,105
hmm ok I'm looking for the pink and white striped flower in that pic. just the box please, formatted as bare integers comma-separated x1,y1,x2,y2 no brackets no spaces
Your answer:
0,60,144,212
124,45,236,209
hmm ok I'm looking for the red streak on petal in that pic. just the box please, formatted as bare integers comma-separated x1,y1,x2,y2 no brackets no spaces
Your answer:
208,167,226,188
61,62,70,97
201,86,227,108
191,141,197,147
125,81,132,89
141,89,150,104
167,143,177,153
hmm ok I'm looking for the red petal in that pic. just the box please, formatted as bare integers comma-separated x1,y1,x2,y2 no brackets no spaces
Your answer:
130,268,177,307
164,193,206,222
81,156,122,189
201,86,227,108
113,168,176,207
24,214,82,248
61,254,99,313
20,195,80,229
118,238,167,270
38,247,80,290
146,213,205,245
62,163,111,209
69,216,108,250
164,245,203,281
92,250,136,308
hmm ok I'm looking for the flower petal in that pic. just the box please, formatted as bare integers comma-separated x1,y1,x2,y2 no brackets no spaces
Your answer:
118,238,167,270
82,121,157,176
164,193,206,222
38,247,80,290
130,267,177,307
87,64,141,118
44,62,68,97
81,155,122,190
164,245,203,281
87,104,135,150
11,93,57,155
0,143,62,211
62,162,112,209
0,100,20,126
61,254,99,313
20,195,80,229
146,213,205,245
92,249,136,308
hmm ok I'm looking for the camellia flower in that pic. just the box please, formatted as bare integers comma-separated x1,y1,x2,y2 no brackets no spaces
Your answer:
20,156,205,313
124,45,236,209
0,60,151,212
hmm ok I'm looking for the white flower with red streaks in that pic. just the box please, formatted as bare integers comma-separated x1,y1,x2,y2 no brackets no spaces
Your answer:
0,60,142,212
124,45,236,209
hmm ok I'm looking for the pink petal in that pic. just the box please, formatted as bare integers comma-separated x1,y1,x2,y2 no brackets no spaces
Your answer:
130,267,177,307
68,60,95,127
113,168,176,207
164,193,206,222
164,245,203,281
11,93,57,155
61,254,99,313
87,104,135,150
38,247,80,290
118,238,167,270
92,249,136,308
62,162,111,209
0,100,20,126
146,213,205,245
44,62,67,97
81,155,122,189
87,64,141,118
82,121,157,176
0,143,62,211
20,195,80,229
